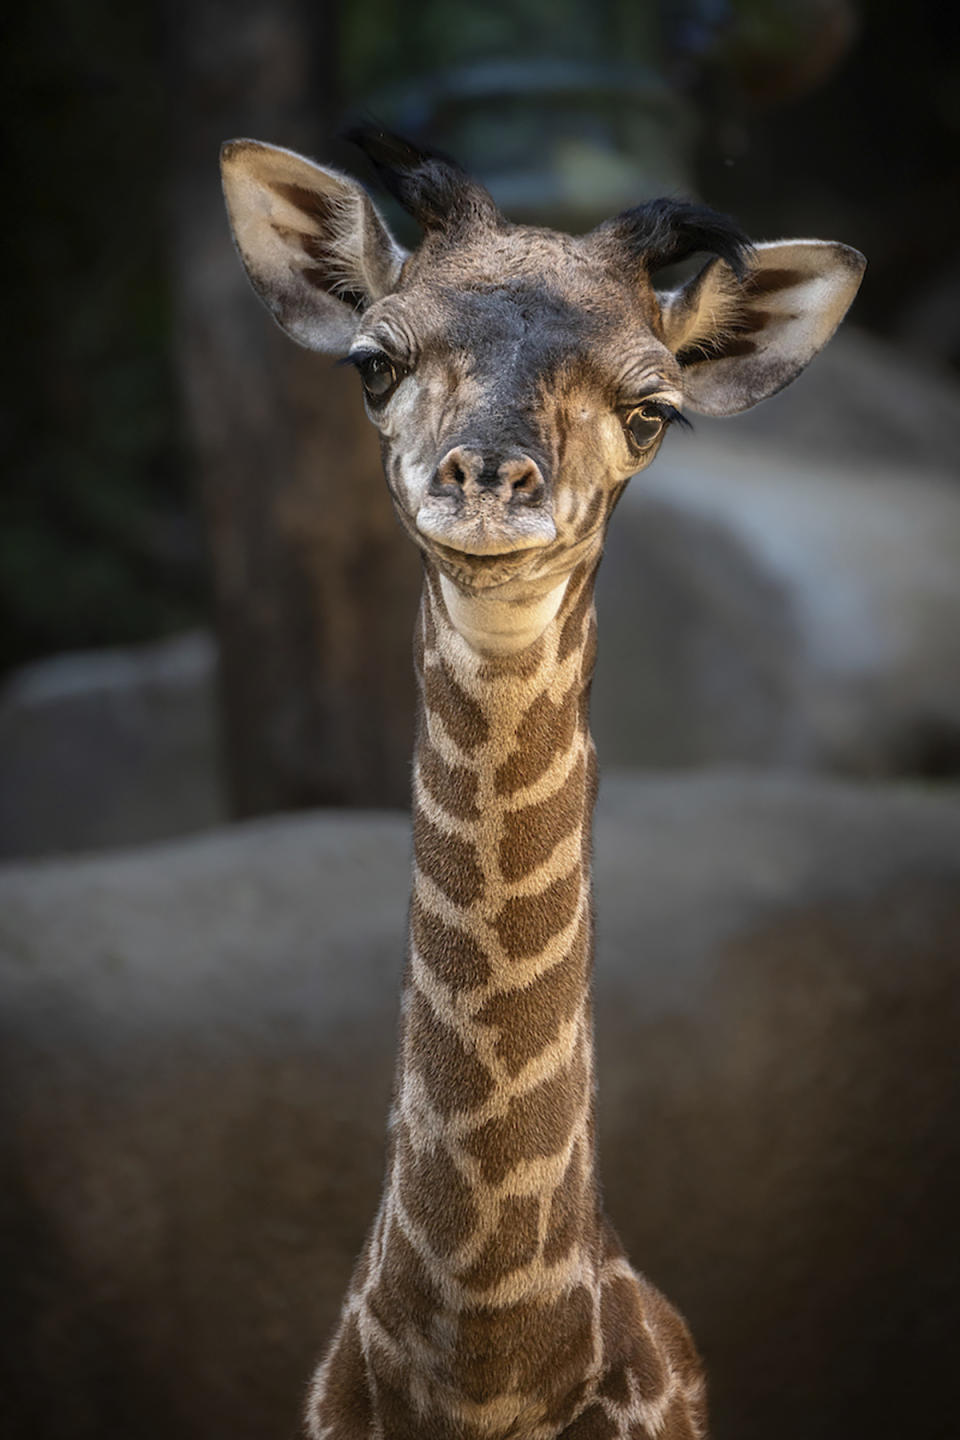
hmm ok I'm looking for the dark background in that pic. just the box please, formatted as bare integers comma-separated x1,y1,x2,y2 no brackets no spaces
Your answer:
4,0,958,812
2,7,959,1440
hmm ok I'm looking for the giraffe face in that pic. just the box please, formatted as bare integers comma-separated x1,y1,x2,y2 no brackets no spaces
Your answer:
346,232,683,592
221,130,865,604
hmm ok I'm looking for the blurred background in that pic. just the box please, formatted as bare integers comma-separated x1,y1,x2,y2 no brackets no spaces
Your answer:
3,0,959,848
2,3,959,1439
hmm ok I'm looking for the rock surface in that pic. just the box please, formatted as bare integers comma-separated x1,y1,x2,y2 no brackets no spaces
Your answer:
594,432,960,775
0,631,225,859
2,772,958,1440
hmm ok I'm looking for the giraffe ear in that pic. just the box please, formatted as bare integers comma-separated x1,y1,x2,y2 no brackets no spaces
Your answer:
658,240,866,416
220,139,408,355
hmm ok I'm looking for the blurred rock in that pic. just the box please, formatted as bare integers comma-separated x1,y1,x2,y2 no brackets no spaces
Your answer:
594,336,960,775
1,773,958,1440
895,260,960,371
0,631,225,859
702,325,960,469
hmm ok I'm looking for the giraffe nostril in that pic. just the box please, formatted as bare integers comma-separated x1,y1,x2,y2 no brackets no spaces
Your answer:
430,448,546,504
441,458,468,489
512,467,539,496
431,448,477,495
502,458,545,505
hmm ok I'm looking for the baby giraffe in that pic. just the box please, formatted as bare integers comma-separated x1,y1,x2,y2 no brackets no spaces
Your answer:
221,130,864,1440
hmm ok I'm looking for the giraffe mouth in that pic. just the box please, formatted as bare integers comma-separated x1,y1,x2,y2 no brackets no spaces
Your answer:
415,500,557,558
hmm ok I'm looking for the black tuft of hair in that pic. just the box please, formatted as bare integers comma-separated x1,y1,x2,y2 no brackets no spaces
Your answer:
599,197,754,281
342,125,500,234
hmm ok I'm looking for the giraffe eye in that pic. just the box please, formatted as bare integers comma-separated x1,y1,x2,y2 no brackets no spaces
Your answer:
622,400,690,452
624,405,664,449
353,351,405,404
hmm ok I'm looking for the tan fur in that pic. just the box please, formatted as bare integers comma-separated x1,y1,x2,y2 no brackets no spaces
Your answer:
219,137,865,1440
303,570,706,1440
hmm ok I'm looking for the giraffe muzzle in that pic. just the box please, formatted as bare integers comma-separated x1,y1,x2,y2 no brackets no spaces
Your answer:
416,446,557,557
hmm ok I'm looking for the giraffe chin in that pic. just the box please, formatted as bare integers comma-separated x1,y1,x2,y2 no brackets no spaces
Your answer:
415,503,557,559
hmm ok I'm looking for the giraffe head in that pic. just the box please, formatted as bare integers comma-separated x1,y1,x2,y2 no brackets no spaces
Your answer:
222,129,864,647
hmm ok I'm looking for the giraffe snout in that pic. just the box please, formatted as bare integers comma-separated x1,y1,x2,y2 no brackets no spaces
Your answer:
430,446,547,509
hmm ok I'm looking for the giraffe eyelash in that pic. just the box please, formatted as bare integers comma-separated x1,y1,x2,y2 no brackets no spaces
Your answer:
338,347,393,370
620,398,692,454
341,348,411,405
631,400,692,430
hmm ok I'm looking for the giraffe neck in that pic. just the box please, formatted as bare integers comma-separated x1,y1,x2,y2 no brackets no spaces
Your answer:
307,560,708,1440
367,563,607,1420
400,558,601,1271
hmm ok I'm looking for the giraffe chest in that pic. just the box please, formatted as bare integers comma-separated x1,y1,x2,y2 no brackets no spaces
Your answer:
311,1252,706,1440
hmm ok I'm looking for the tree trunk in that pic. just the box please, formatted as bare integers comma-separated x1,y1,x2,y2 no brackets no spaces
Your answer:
168,0,419,814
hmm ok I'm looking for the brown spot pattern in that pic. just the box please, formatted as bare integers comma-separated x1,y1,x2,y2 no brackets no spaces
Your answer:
499,752,586,881
581,617,598,703
640,1281,702,1392
370,1370,467,1440
406,987,494,1117
414,806,484,908
366,1215,441,1342
543,1379,590,1430
494,683,580,798
582,489,605,534
454,1284,594,1404
411,895,490,990
419,741,480,821
601,1276,666,1400
543,1140,587,1266
462,1048,586,1184
597,1363,631,1405
476,914,589,1076
424,659,489,752
312,1313,373,1440
396,1124,476,1256
493,865,582,962
560,1403,617,1440
460,1192,541,1290
558,573,595,662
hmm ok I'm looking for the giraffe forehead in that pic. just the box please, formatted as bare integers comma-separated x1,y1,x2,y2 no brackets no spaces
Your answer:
390,224,657,357
374,277,668,407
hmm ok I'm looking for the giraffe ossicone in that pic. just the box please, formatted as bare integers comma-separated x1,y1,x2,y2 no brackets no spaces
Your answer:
221,129,864,1439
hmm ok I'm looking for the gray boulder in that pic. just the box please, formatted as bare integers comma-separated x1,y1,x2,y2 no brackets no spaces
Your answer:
0,631,225,859
593,325,960,778
595,432,960,776
1,773,957,1440
704,324,960,470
